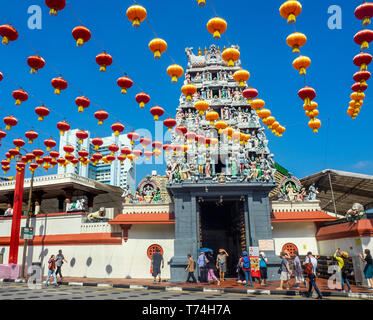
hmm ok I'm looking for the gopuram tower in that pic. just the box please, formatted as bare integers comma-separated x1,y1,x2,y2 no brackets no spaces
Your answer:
166,45,280,282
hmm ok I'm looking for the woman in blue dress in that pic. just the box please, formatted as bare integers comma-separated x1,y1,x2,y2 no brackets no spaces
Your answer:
359,249,373,289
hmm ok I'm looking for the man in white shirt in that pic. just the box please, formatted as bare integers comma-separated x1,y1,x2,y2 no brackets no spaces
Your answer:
303,251,322,299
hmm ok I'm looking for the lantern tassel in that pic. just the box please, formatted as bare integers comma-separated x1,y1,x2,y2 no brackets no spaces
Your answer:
2,36,9,45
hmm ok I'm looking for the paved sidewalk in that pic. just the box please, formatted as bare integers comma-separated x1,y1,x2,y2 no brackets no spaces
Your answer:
3,276,372,299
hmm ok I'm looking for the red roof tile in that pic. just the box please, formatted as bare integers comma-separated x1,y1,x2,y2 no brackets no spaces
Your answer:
271,211,338,223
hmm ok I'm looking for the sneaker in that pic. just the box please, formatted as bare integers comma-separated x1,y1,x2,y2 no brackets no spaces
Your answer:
244,285,249,287
237,280,242,283
251,284,255,288
293,286,300,289
342,290,346,293
243,281,246,284
348,290,352,293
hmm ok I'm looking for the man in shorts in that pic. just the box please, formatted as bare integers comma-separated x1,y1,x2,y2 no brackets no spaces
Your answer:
277,251,292,290
216,249,229,282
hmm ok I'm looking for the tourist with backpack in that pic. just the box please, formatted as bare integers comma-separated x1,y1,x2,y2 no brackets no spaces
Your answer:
236,254,245,283
359,249,373,289
45,255,58,287
303,251,322,299
334,248,352,293
259,252,268,286
185,254,197,283
240,251,254,288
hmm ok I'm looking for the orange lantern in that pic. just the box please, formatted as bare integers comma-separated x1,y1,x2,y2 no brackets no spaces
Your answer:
194,100,209,115
126,5,147,28
308,118,321,133
207,17,227,40
286,32,307,53
277,125,286,137
214,120,227,134
181,84,197,101
148,38,167,59
167,64,184,83
205,110,219,125
233,69,250,87
258,109,271,120
251,99,265,113
280,1,302,24
222,47,240,67
292,56,311,75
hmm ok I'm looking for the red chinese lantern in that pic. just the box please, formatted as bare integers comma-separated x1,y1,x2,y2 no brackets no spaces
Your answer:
132,149,142,159
1,160,10,167
50,158,58,168
5,152,11,160
117,76,133,94
117,154,126,163
72,26,91,47
121,147,131,159
195,135,206,146
16,161,26,172
92,137,103,150
135,92,150,109
2,165,10,173
150,106,164,120
13,138,25,151
0,25,18,45
75,96,90,113
26,153,36,163
355,2,373,26
140,137,151,149
57,157,66,167
106,155,115,164
185,132,196,143
175,125,187,135
127,132,140,145
78,149,89,160
163,118,176,131
43,155,52,164
29,163,38,172
94,110,109,125
45,0,66,15
0,130,6,145
354,29,373,50
351,82,368,92
33,149,44,160
353,52,373,71
111,123,125,136
92,153,103,163
144,150,153,160
8,148,19,159
298,87,316,107
49,150,60,160
51,77,68,95
27,55,45,74
4,116,17,130
76,130,88,144
70,157,79,166
353,70,371,86
35,105,50,121
12,89,28,105
63,145,74,156
57,121,70,136
108,144,119,155
152,141,163,150
95,52,113,72
44,138,56,151
242,87,258,104
25,130,39,144
0,72,3,81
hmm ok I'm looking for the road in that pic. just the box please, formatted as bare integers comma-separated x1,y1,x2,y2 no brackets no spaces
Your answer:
0,282,360,300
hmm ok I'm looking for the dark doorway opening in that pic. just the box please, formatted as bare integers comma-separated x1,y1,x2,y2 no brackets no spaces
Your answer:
199,200,244,278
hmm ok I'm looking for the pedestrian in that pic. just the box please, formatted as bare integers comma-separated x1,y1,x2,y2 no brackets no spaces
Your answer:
198,251,208,283
240,251,254,288
55,249,67,282
334,248,352,293
277,251,292,290
185,254,197,283
303,251,322,299
216,249,229,282
259,252,268,286
359,249,373,289
293,250,307,289
236,254,245,283
205,252,220,285
151,248,164,283
45,255,58,287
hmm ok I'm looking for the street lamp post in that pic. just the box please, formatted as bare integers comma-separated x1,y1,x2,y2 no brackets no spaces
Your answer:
21,166,35,280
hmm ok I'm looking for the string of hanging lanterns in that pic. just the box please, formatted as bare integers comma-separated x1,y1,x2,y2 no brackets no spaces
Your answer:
347,2,373,120
279,0,321,133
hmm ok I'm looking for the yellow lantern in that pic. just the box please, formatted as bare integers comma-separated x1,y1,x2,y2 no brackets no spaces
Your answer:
251,99,265,113
214,120,227,134
286,32,307,53
233,69,250,87
167,64,184,83
280,0,302,24
308,118,321,133
292,56,311,75
126,5,147,28
205,110,219,125
194,100,210,115
181,84,197,101
148,38,167,59
222,47,240,67
206,17,227,40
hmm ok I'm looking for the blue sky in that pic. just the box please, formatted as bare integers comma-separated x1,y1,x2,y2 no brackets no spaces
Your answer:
0,0,372,184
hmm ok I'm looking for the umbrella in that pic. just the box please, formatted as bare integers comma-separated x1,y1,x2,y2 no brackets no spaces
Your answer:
199,248,213,252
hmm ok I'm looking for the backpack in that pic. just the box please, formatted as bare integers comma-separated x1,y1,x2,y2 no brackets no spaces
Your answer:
304,258,313,275
242,256,251,269
48,259,53,270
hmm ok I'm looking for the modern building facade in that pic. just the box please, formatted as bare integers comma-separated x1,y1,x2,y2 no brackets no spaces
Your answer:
57,130,136,193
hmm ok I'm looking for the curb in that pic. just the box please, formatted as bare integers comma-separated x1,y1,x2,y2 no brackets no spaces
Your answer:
2,278,373,299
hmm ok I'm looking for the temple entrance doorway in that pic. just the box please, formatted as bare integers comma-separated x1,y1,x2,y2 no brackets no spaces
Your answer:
199,200,246,278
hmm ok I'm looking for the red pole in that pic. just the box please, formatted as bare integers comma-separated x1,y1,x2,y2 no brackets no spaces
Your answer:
8,165,25,264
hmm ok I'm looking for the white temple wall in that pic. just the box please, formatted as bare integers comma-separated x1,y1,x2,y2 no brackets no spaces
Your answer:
272,222,319,255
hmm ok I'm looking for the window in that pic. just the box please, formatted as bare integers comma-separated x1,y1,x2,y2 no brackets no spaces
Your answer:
147,244,164,259
281,243,298,256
